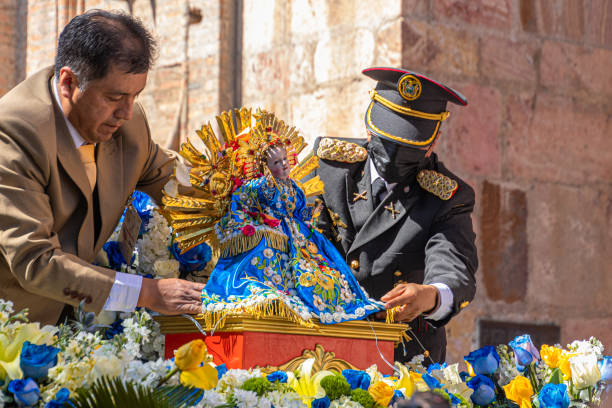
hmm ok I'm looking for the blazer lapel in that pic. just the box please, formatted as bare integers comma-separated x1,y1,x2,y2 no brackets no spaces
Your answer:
50,79,97,260
346,158,372,232
94,134,124,251
348,181,419,256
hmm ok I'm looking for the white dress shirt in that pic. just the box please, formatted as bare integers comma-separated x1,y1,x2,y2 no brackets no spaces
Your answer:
53,77,142,312
369,160,453,321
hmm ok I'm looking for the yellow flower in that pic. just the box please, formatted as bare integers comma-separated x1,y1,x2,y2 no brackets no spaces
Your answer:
174,340,206,371
0,322,55,383
369,381,395,407
558,351,576,380
298,272,316,287
179,364,218,390
503,375,534,408
394,364,415,398
288,358,333,407
409,371,429,392
465,361,476,377
541,344,563,368
316,274,334,291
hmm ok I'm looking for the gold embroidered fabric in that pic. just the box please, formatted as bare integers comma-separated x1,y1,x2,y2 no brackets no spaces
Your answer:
316,138,367,163
77,144,96,189
416,169,458,200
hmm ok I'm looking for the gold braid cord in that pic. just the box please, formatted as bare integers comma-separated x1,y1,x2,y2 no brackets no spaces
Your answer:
162,108,323,254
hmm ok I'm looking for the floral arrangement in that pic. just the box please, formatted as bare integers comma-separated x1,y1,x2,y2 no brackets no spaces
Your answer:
98,190,213,281
1,296,609,408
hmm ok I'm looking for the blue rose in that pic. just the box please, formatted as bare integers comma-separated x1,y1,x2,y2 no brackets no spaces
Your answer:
509,334,540,369
216,364,228,380
266,370,288,383
19,341,60,380
170,242,212,273
102,241,128,270
423,373,443,389
8,378,40,407
467,374,496,406
446,390,462,406
104,318,125,340
538,383,569,408
312,395,330,408
426,362,447,373
341,369,370,390
131,191,153,234
599,356,612,382
44,388,70,408
464,345,500,375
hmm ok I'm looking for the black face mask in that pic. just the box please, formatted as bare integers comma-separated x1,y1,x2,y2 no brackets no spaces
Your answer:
367,135,428,184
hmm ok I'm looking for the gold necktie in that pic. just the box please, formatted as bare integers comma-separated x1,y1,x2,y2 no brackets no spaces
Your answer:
77,144,97,189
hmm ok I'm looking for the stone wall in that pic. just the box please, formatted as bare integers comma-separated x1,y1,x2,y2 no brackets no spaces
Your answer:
1,0,611,364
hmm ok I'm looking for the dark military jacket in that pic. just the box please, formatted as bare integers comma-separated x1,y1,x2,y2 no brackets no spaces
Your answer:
312,137,477,360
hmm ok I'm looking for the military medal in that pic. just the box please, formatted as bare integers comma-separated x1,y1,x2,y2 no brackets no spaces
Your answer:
384,202,400,219
352,191,367,202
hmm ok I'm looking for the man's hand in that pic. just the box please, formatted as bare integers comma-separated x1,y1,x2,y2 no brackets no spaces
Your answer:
137,278,205,315
375,283,439,322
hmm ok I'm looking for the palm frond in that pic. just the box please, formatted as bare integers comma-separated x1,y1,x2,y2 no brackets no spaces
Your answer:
70,376,203,408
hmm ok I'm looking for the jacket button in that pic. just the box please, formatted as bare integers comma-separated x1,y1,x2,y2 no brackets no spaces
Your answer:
63,288,71,296
350,260,359,270
85,296,92,304
393,270,402,277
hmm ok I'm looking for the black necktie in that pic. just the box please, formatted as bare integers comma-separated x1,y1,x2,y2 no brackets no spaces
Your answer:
372,177,387,207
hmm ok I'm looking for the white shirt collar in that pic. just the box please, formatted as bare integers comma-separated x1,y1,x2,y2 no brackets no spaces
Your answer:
52,76,90,148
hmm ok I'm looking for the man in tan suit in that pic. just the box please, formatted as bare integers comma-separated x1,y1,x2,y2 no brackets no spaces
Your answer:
0,10,204,325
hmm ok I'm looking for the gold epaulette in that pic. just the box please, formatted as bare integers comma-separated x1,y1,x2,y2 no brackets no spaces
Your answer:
316,138,367,163
417,169,458,200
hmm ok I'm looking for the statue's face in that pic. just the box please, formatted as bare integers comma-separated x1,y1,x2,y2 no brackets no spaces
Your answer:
265,146,290,181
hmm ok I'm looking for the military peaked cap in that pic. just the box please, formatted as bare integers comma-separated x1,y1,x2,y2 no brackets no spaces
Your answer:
363,67,467,148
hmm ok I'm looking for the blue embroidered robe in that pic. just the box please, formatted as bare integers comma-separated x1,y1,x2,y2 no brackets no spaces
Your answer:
202,176,384,325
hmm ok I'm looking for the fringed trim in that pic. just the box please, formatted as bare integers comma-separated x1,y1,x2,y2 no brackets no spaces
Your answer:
385,306,402,323
219,229,288,258
199,298,318,331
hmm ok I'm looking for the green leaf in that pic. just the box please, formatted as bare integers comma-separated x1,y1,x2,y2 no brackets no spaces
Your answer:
548,368,562,385
70,376,203,408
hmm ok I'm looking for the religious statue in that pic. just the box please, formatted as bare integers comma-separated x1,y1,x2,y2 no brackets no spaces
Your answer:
162,109,385,329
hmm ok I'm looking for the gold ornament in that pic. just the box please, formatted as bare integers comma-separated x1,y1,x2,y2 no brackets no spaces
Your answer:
416,169,458,200
162,108,323,254
316,137,367,163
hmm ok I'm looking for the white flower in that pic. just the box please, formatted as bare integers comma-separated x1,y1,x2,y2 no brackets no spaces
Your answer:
92,346,124,380
332,312,343,322
251,257,259,265
330,395,365,408
232,389,259,408
335,304,344,313
265,390,306,408
263,248,274,259
570,353,601,389
354,307,365,317
568,337,604,359
442,363,461,385
263,266,274,277
153,259,180,279
313,295,326,311
217,369,260,392
271,274,283,286
197,390,227,407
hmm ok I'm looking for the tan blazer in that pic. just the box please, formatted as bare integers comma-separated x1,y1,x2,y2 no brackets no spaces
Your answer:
0,67,175,325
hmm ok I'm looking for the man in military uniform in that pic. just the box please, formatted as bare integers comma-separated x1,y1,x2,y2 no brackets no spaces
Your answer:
313,67,477,363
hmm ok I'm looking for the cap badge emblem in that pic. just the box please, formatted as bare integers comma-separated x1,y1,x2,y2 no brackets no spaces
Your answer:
398,74,422,101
